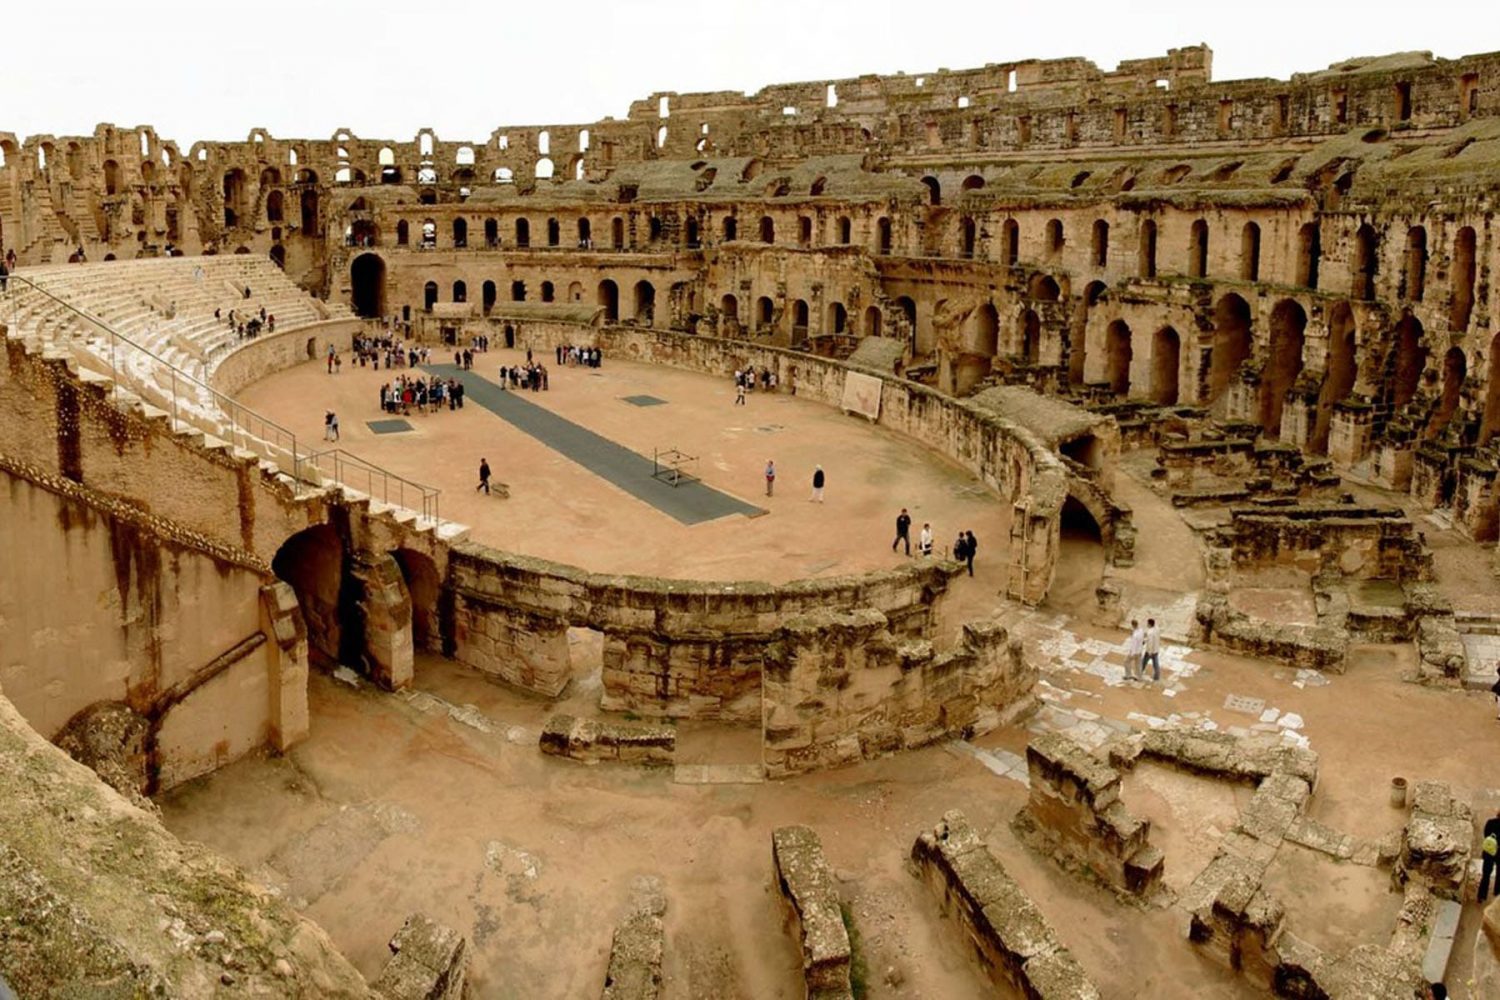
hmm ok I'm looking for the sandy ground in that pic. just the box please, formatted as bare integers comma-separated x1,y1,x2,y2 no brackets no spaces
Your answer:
175,365,1500,997
237,351,1008,584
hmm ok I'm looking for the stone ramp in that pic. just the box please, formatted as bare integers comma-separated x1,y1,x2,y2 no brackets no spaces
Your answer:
426,364,765,525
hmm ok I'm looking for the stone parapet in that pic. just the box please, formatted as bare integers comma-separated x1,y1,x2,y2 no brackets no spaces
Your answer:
910,810,1101,999
539,714,676,766
771,826,853,1000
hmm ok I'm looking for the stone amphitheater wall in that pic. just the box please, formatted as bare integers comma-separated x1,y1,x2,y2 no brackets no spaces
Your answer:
206,317,360,398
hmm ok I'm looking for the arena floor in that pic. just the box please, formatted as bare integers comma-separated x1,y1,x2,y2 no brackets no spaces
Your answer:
236,348,1012,584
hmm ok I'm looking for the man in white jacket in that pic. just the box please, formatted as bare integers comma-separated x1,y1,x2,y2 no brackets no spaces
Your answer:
1142,618,1162,682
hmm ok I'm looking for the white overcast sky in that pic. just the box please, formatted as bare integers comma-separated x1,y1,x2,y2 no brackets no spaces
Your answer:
3,0,1491,145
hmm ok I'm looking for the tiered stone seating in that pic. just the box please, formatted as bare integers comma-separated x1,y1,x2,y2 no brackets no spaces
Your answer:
2,257,353,469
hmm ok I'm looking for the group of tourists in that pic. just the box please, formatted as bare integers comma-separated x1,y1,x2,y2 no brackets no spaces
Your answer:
1122,619,1163,683
732,366,777,404
345,335,433,372
498,362,549,391
379,374,465,415
216,306,274,342
890,508,979,575
554,344,603,368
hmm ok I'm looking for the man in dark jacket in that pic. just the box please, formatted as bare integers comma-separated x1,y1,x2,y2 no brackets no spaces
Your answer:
892,508,912,554
810,466,825,503
963,530,977,576
1480,805,1500,902
477,458,492,495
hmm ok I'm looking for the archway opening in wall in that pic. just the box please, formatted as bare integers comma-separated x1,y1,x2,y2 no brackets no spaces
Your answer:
976,303,999,358
633,280,655,325
1261,299,1306,438
1070,281,1105,386
1241,222,1261,281
1392,314,1427,409
1352,224,1379,301
1105,320,1132,397
272,525,350,665
305,337,316,360
1312,301,1357,454
482,280,497,314
1027,274,1060,302
792,299,810,343
1480,332,1500,446
921,176,941,206
1060,434,1102,470
828,302,847,335
424,281,438,312
1405,226,1426,301
1138,219,1158,277
1208,293,1252,405
504,325,515,349
864,306,882,338
1428,346,1466,440
1053,494,1106,611
877,217,892,254
598,280,619,322
757,296,774,331
960,217,977,257
721,294,738,333
759,216,775,243
350,254,385,318
1002,219,1020,265
1296,222,1321,288
720,217,735,243
1188,219,1209,278
1021,309,1041,363
300,188,318,232
392,549,442,654
269,244,286,269
511,280,526,302
895,296,917,352
1451,227,1477,332
1151,326,1180,405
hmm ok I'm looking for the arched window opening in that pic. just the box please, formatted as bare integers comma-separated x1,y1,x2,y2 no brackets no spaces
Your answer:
396,220,409,245
1208,293,1252,405
757,296,775,330
864,306,883,338
300,188,319,232
577,217,592,248
482,280,497,314
1428,347,1467,440
798,216,812,246
877,217,892,254
1139,219,1158,278
598,280,619,321
1392,315,1427,409
418,133,434,157
1105,320,1133,397
1312,302,1357,455
420,220,436,248
837,217,851,244
452,280,467,304
350,254,386,318
793,300,810,339
452,218,467,248
631,280,656,325
1091,219,1109,268
760,216,775,244
266,189,284,223
455,146,475,165
1261,300,1306,437
612,216,626,249
1352,224,1379,301
1296,223,1321,288
541,281,555,303
920,176,941,206
535,157,554,179
721,216,737,243
828,302,848,334
1241,222,1261,281
1451,227,1476,332
720,294,739,332
547,218,560,247
515,218,530,247
512,280,527,302
1404,226,1427,302
960,217,977,258
1188,219,1209,278
1003,219,1020,265
684,217,699,248
423,281,438,311
1045,219,1064,256
1152,327,1181,405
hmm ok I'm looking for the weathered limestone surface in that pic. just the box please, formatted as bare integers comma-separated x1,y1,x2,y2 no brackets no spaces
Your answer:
0,687,374,998
762,611,1037,777
1111,726,1320,788
1395,780,1473,897
771,826,853,999
370,913,468,1000
539,714,676,765
911,810,1101,999
51,700,152,811
601,875,667,1000
1224,504,1433,582
1015,733,1164,897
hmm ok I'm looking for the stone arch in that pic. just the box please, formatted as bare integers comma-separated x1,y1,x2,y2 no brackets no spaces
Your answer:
1261,299,1306,437
1480,332,1500,445
1312,301,1357,455
1352,223,1379,300
350,253,385,319
1105,320,1133,397
598,279,619,322
1404,225,1427,301
863,305,882,338
271,525,346,664
391,549,443,654
1428,346,1466,439
1451,227,1477,332
633,280,655,325
1208,293,1252,405
1391,314,1427,409
1151,326,1180,405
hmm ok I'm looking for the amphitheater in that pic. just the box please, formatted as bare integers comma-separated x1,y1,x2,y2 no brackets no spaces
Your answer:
3,39,1500,1000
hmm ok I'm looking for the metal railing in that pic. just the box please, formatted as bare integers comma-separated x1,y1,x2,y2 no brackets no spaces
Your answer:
295,449,440,523
0,272,441,526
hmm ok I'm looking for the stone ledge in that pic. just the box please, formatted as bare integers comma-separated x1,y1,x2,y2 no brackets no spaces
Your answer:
371,913,468,1000
539,714,676,765
772,825,853,999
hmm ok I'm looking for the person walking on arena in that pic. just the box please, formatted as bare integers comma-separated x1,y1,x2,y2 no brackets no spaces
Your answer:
963,529,977,576
1125,620,1145,681
809,465,825,503
1142,618,1162,681
477,458,492,495
1479,805,1500,902
918,522,933,558
764,460,776,497
323,410,335,441
892,508,912,555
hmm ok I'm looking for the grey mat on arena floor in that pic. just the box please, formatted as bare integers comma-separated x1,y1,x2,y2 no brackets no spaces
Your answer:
425,365,764,524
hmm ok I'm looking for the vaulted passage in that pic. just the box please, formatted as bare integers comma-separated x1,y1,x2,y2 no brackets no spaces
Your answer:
1260,299,1306,438
1151,326,1180,405
350,253,385,318
1105,320,1132,397
1208,293,1252,405
1312,301,1356,455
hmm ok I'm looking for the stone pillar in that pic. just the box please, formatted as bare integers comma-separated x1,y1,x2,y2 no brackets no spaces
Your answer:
1454,458,1498,540
348,552,414,691
1327,401,1373,468
259,581,309,751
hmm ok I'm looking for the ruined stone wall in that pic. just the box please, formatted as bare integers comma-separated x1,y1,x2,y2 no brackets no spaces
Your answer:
1225,504,1433,582
445,543,954,713
207,319,360,398
762,612,1036,777
0,457,307,791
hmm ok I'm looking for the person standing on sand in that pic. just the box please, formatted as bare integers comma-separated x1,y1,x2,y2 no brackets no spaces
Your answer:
1125,620,1145,681
764,460,776,496
918,522,933,557
477,458,491,495
892,508,912,555
1142,618,1162,682
810,465,825,503
1478,806,1500,902
963,530,977,576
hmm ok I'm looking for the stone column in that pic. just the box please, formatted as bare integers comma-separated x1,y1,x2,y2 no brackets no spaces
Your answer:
259,581,309,751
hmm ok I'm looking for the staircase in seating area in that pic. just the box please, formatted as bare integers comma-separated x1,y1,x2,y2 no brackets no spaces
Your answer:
0,257,461,543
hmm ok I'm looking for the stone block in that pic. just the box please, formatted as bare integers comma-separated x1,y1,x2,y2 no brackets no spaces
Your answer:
601,913,664,1000
372,913,468,1000
771,826,853,999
